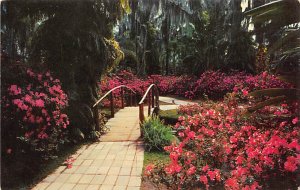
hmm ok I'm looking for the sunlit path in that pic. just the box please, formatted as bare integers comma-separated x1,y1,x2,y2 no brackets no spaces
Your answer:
159,96,193,110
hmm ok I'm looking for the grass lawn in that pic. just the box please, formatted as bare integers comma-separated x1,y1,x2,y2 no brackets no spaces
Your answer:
143,151,170,168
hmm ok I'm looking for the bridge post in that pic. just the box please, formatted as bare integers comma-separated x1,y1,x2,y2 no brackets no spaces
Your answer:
139,103,145,137
121,87,124,109
130,91,133,106
151,88,154,108
110,93,114,117
148,93,151,116
139,103,145,123
93,106,100,131
156,89,159,109
134,94,136,106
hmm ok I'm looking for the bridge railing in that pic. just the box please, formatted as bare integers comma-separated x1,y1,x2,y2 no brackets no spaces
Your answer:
138,84,159,124
92,85,137,130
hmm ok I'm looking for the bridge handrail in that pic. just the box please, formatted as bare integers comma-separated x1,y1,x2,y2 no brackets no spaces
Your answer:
138,84,159,125
93,85,136,108
92,85,137,131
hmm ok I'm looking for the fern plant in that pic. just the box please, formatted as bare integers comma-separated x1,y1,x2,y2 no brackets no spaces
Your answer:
141,116,177,152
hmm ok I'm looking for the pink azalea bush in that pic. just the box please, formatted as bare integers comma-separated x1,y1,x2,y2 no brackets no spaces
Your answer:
191,70,249,99
192,71,292,100
100,70,291,102
145,96,299,189
2,69,69,158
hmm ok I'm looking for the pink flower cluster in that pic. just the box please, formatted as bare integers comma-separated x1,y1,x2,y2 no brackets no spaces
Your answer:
146,100,299,189
2,69,69,155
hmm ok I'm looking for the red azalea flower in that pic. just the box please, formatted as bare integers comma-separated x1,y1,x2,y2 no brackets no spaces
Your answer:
202,165,209,172
187,165,196,175
242,89,248,96
225,178,239,190
292,117,298,124
199,175,208,185
207,170,216,181
284,156,298,172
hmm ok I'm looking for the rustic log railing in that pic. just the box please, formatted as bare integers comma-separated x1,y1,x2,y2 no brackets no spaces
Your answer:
92,85,136,130
138,84,160,124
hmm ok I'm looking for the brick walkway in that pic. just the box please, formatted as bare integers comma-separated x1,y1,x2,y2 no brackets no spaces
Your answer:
32,98,190,190
33,107,144,190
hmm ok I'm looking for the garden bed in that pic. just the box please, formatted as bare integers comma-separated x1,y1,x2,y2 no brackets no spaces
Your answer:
142,97,299,189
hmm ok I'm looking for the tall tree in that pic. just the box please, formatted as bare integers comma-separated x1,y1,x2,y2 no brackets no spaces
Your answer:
1,0,127,139
225,0,256,71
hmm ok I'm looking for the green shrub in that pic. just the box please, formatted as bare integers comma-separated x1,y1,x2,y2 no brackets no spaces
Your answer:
142,116,176,151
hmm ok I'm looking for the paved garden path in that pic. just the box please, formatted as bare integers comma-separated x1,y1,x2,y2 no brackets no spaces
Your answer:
33,107,144,190
33,97,191,190
159,96,193,110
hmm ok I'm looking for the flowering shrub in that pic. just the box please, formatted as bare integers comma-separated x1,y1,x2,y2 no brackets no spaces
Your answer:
2,69,69,159
192,71,292,100
148,75,196,98
243,71,292,90
191,70,249,99
145,96,299,189
148,75,178,94
178,103,203,116
100,70,291,102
